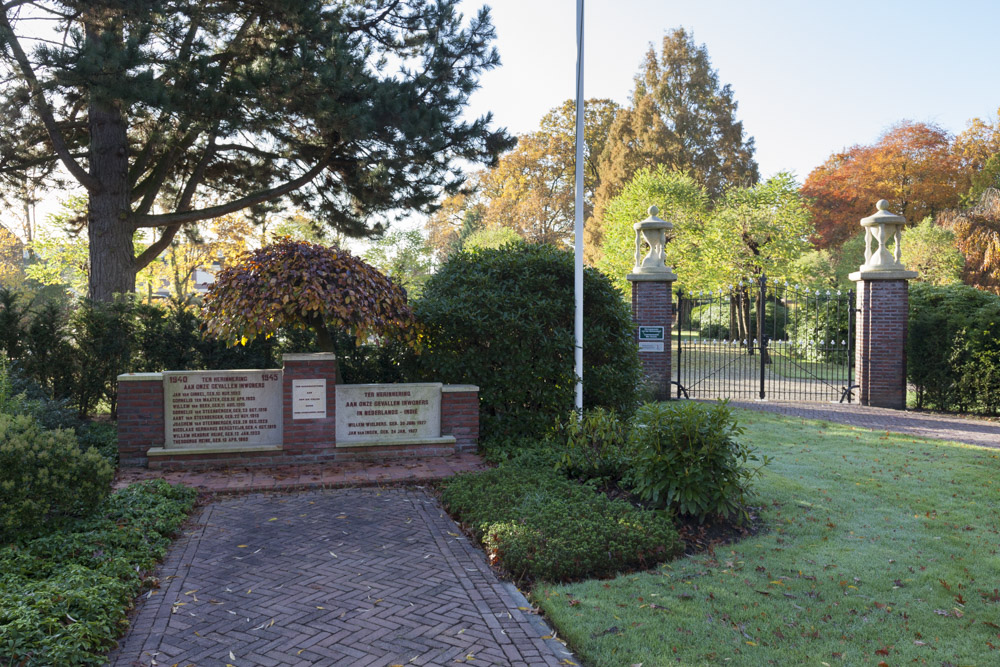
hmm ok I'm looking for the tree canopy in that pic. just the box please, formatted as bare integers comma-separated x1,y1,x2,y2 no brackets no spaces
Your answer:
0,0,512,301
423,98,620,255
938,189,1000,294
597,169,809,294
802,121,967,249
202,238,417,381
900,217,964,286
587,27,758,262
700,172,813,286
595,166,707,294
362,228,433,299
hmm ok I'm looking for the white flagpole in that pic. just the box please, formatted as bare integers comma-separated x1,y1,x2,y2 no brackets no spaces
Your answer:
574,0,585,413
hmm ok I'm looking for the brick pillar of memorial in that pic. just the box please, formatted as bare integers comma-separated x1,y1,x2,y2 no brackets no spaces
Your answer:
626,206,677,401
849,200,918,409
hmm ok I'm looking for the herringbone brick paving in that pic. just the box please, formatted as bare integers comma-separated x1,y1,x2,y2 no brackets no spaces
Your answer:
107,488,571,666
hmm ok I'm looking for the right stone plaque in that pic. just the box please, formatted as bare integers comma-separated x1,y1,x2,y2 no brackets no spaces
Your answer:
335,383,442,446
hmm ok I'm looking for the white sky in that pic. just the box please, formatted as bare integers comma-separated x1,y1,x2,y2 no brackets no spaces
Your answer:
463,0,1000,181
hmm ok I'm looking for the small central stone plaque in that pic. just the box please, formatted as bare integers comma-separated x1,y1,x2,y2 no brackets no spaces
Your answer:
336,383,442,446
163,370,282,449
292,379,327,419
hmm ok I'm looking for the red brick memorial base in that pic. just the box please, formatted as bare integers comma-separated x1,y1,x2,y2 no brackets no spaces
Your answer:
117,353,479,469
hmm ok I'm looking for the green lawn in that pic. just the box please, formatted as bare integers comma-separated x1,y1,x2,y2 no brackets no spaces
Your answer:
534,409,1000,666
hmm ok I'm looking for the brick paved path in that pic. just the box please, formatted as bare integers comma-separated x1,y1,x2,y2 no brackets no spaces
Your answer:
108,488,571,666
723,400,1000,449
113,454,488,494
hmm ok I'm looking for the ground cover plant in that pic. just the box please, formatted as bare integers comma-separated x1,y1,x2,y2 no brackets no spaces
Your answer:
0,480,197,666
534,409,1000,666
443,401,763,584
441,452,683,583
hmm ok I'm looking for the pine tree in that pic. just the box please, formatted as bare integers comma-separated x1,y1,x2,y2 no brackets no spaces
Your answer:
0,1,512,300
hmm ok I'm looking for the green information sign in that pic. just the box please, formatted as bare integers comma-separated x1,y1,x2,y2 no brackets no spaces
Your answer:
638,326,665,341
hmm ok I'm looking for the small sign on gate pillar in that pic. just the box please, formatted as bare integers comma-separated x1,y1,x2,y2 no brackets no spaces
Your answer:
627,206,677,400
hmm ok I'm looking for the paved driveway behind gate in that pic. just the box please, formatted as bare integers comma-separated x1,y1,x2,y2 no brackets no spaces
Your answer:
108,488,570,666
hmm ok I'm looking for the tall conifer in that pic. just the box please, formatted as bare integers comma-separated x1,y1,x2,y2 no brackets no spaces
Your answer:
0,1,512,300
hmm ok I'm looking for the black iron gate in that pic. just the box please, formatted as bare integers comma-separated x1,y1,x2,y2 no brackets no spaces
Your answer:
675,277,857,402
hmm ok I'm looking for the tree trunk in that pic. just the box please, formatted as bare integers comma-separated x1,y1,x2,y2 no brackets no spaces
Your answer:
86,17,134,302
310,316,343,384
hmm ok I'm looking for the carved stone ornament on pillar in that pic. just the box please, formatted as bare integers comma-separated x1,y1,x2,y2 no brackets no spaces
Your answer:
848,199,918,281
627,206,678,282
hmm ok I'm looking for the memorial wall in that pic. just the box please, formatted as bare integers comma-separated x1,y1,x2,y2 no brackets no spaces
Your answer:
116,353,480,467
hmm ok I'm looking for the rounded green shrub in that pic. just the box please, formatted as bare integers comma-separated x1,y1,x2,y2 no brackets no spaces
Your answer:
415,241,641,442
627,400,767,523
0,414,114,541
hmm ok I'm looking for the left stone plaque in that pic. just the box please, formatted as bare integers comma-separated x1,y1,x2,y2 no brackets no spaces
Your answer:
163,370,283,449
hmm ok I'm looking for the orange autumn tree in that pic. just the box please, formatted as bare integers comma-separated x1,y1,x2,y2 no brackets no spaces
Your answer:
202,239,417,381
803,121,968,249
938,188,1000,294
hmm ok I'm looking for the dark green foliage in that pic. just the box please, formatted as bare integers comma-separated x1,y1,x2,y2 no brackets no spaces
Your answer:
908,283,1000,413
788,294,850,363
329,329,417,384
692,299,788,342
0,480,196,666
441,460,682,582
132,299,203,373
22,298,76,400
133,297,276,373
627,401,766,523
76,421,119,468
2,362,79,432
415,242,641,442
0,286,29,360
698,318,730,340
0,413,114,542
551,408,630,485
0,286,415,420
477,435,557,466
70,298,136,418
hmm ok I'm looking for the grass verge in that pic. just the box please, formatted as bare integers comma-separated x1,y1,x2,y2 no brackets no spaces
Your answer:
0,480,197,666
535,409,1000,666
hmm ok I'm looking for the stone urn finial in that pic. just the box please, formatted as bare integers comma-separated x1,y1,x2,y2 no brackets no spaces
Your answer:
631,205,674,275
857,199,911,273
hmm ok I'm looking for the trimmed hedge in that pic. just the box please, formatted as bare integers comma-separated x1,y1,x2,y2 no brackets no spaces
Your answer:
0,480,197,666
908,283,1000,414
415,242,641,442
441,457,682,582
0,289,416,420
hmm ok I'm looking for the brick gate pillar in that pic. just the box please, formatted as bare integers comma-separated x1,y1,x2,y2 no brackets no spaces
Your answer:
627,206,677,400
849,200,918,409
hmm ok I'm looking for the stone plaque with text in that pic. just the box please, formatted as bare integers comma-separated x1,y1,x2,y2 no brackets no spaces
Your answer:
335,383,441,446
163,370,282,449
292,379,327,419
